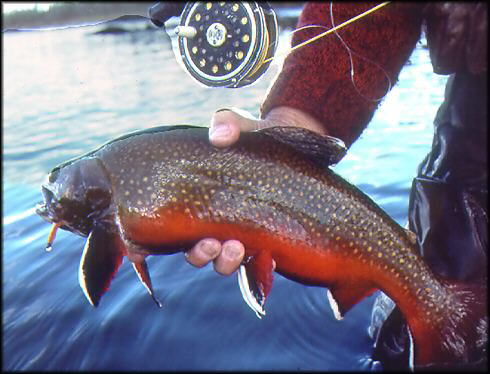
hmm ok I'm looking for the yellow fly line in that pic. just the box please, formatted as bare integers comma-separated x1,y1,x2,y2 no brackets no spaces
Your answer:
263,1,391,64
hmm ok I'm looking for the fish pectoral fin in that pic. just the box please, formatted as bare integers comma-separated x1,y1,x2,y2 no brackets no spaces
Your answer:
132,260,163,308
327,282,377,320
78,223,124,307
259,126,347,166
237,251,274,319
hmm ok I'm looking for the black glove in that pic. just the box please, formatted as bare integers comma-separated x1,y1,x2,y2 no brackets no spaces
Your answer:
148,2,186,27
424,2,488,75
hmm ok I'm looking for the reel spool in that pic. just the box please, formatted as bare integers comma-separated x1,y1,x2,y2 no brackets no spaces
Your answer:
174,2,278,88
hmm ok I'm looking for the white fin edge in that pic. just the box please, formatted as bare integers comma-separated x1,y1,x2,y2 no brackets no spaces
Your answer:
237,265,265,319
408,327,415,371
326,289,343,320
132,263,163,308
132,262,151,293
78,232,96,306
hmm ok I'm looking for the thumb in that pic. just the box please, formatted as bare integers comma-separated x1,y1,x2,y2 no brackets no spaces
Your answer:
209,108,260,148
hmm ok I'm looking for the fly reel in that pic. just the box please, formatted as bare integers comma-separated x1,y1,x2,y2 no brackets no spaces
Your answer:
174,2,278,88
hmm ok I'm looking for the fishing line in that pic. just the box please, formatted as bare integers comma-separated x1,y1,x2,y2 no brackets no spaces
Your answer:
247,17,272,81
261,2,392,102
263,1,390,63
328,1,392,102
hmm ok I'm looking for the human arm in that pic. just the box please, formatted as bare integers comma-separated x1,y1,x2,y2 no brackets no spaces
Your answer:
188,2,424,272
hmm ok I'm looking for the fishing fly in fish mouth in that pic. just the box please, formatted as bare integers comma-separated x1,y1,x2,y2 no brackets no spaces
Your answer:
36,1,487,371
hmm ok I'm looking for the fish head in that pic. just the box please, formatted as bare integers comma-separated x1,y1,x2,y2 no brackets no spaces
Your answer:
36,157,112,237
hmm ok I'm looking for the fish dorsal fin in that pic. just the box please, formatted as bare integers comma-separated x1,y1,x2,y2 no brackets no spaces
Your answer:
259,126,347,166
78,222,124,307
327,282,377,320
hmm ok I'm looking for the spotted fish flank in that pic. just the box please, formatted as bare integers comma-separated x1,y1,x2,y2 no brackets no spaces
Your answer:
36,125,486,368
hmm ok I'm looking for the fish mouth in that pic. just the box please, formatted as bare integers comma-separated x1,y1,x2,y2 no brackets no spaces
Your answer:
35,202,49,220
36,183,63,251
36,181,93,238
35,184,58,223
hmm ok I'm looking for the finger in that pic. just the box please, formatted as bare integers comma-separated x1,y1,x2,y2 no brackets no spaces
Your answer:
185,238,222,268
213,240,245,276
209,108,260,148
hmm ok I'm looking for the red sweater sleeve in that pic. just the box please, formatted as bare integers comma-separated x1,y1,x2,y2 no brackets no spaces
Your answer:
260,2,424,147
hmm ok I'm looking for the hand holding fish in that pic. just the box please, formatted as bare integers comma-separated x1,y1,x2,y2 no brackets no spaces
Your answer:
208,106,328,148
185,238,244,276
186,106,328,274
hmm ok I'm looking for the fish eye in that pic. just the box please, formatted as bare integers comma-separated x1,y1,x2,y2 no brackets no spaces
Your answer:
48,168,60,183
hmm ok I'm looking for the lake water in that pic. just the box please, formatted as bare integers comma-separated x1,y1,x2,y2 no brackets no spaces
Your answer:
3,15,448,371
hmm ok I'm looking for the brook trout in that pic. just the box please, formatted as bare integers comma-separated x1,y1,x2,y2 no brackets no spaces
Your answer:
36,125,486,368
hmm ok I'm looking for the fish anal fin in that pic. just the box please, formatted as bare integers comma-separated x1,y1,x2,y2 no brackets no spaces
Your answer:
327,282,377,320
132,260,163,308
78,223,124,307
238,251,274,318
249,250,274,299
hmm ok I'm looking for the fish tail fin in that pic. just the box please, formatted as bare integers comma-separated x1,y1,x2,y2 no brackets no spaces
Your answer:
414,281,487,368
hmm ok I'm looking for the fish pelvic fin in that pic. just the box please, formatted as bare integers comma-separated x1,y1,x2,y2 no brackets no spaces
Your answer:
237,251,274,319
327,281,377,320
132,260,163,308
78,222,124,307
